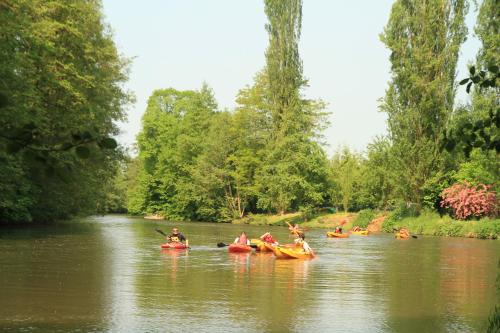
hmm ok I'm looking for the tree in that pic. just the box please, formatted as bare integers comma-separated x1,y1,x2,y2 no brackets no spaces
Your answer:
0,0,131,223
131,86,218,220
329,147,362,212
359,137,395,210
258,0,329,214
380,0,468,208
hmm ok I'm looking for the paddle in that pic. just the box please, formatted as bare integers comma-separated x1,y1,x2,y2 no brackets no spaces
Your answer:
286,221,307,234
155,228,167,237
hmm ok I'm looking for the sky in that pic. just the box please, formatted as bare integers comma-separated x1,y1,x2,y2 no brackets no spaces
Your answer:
102,0,481,156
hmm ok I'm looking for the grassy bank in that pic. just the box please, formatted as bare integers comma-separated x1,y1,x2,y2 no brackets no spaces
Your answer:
382,211,500,239
232,211,360,230
233,209,500,239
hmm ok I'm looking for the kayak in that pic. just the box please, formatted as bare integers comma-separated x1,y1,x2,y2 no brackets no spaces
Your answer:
250,239,272,252
395,232,410,240
350,230,369,236
271,246,295,259
326,232,349,238
272,246,314,259
228,243,252,253
161,242,188,249
258,242,274,252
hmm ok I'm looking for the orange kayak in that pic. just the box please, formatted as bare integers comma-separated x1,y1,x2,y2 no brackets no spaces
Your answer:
326,232,349,238
228,243,252,253
161,242,188,249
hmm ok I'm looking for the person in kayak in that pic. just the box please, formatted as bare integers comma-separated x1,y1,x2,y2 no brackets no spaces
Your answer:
334,226,343,234
260,232,278,245
352,226,361,232
233,231,250,245
168,228,189,246
295,234,314,256
399,227,410,239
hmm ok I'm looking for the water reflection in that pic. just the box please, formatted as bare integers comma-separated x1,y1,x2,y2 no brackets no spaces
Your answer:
0,216,498,333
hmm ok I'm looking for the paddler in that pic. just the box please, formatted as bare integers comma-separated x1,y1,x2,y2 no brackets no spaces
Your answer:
167,227,189,247
295,234,314,256
233,231,251,245
259,232,278,245
399,227,410,239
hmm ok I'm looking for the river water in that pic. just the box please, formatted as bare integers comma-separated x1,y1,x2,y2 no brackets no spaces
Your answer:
0,215,498,333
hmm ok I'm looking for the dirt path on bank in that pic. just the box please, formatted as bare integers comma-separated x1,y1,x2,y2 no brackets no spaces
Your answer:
367,215,387,233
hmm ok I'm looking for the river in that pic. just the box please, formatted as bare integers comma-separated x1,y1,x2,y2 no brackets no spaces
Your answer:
0,215,498,332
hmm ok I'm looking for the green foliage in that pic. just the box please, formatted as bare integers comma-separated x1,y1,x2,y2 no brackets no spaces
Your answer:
380,0,468,208
382,203,420,233
257,0,330,214
434,221,464,237
329,147,363,212
357,137,395,210
454,149,499,185
354,209,375,229
0,0,131,223
421,171,454,210
387,210,500,239
444,106,499,157
486,306,500,333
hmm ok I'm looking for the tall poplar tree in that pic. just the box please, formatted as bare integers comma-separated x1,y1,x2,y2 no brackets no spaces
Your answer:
380,0,468,207
471,0,499,119
258,0,329,214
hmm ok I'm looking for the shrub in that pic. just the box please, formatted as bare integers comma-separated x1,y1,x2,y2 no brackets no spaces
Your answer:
354,209,375,228
434,221,464,237
440,182,498,220
382,202,419,232
475,222,498,239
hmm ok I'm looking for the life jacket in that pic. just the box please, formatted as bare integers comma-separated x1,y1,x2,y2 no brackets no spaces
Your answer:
238,234,248,245
263,234,275,243
170,236,180,242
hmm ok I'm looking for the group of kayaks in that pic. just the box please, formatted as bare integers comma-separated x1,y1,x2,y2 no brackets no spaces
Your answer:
228,239,315,260
160,226,410,258
326,229,369,238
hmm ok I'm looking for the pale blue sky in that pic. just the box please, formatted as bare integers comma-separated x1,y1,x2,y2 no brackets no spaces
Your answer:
102,0,480,156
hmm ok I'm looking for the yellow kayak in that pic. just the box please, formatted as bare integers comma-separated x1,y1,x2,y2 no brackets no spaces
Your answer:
271,246,314,259
326,232,349,238
251,239,277,252
279,247,315,259
350,230,369,236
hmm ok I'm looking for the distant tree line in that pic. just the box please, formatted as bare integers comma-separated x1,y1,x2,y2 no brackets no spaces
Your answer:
125,0,497,222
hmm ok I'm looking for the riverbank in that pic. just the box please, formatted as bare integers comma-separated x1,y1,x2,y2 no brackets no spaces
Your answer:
232,212,359,230
232,210,500,239
382,211,500,239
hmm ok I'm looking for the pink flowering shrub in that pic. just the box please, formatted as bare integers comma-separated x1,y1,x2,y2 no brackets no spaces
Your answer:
440,182,498,220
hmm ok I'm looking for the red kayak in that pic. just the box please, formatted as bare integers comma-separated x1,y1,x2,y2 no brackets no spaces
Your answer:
228,243,252,253
161,242,188,249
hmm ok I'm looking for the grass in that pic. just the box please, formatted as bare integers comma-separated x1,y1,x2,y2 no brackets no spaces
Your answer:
383,210,500,239
233,209,500,239
233,211,360,230
232,210,382,231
